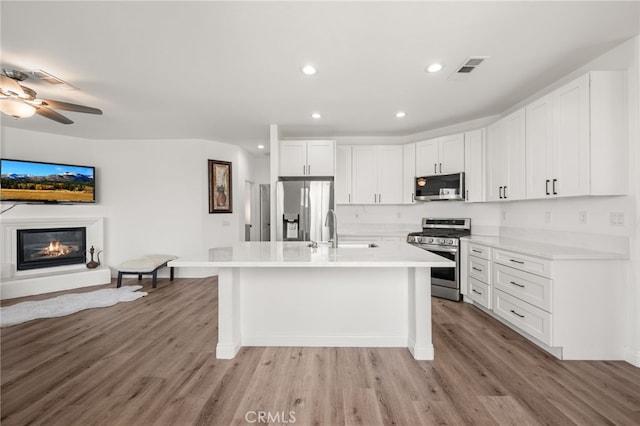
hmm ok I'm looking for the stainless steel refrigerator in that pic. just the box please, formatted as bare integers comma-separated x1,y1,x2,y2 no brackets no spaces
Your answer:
276,178,334,242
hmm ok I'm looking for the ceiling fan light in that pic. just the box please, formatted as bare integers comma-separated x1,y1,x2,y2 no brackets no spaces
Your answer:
0,75,25,97
0,98,36,118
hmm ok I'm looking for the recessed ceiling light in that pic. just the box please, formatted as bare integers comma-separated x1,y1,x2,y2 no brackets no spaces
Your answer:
426,63,443,73
311,112,322,119
302,65,317,75
257,144,265,149
395,111,406,118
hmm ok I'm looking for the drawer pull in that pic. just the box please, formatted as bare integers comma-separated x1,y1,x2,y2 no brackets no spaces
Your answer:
510,259,525,265
510,309,525,318
510,281,525,288
472,267,483,272
472,249,482,253
472,289,483,295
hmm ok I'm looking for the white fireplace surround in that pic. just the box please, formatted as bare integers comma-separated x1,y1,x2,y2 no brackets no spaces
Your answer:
1,217,111,299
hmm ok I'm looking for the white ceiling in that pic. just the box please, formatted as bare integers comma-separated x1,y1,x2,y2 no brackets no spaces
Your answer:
1,1,639,155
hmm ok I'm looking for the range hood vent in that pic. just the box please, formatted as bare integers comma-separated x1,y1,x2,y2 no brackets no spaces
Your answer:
448,56,489,81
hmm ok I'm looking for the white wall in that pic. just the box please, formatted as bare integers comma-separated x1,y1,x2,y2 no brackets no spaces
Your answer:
0,127,258,277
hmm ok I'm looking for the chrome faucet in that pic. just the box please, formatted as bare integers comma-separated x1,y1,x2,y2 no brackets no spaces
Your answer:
325,208,338,248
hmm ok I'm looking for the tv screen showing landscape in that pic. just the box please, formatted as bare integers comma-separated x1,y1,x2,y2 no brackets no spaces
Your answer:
0,159,95,203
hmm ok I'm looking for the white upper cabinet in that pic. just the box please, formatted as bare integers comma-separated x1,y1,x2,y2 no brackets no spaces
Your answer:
415,138,439,176
439,133,466,174
526,71,626,199
486,108,526,201
415,133,464,176
335,145,352,204
352,145,403,204
403,143,416,204
464,129,485,203
377,145,404,205
526,94,554,199
279,140,335,177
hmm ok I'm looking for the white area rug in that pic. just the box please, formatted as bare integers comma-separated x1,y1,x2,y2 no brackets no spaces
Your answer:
0,285,147,328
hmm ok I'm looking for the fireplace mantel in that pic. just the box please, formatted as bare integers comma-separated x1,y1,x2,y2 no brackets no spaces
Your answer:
1,217,111,299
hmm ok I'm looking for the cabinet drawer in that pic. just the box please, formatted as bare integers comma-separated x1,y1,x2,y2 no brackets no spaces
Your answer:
469,277,491,309
468,243,490,260
493,289,552,346
468,256,490,283
493,249,551,278
494,264,552,312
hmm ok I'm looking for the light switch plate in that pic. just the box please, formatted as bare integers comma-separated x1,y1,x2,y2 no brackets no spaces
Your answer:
578,211,587,224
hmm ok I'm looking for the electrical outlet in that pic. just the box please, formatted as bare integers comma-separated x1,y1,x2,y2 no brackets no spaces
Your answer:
222,220,231,227
578,211,587,224
609,212,625,226
545,211,552,224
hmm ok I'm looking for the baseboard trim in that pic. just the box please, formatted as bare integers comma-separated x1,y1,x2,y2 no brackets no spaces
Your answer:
216,342,241,359
623,347,640,368
242,335,408,348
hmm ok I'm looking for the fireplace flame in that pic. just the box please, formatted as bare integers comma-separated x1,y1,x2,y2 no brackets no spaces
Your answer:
43,241,71,256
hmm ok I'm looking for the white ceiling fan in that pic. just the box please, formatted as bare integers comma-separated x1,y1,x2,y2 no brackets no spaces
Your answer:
0,69,102,124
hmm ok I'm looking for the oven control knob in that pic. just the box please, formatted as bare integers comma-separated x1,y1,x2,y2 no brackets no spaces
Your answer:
428,238,434,244
439,239,446,244
415,236,422,243
448,239,454,245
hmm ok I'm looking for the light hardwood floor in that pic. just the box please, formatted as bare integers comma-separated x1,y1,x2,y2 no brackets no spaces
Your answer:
2,277,639,425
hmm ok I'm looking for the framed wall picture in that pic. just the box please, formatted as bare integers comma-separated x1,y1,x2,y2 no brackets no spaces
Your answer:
208,159,232,213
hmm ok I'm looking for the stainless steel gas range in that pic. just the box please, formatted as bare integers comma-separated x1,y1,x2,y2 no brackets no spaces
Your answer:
407,218,471,301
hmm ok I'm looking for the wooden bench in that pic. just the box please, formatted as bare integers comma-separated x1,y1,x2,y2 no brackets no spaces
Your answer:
116,254,177,288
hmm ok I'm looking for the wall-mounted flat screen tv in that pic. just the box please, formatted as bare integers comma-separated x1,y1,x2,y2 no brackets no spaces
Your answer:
0,159,96,203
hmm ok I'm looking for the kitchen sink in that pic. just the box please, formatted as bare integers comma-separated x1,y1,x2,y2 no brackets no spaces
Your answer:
308,242,378,249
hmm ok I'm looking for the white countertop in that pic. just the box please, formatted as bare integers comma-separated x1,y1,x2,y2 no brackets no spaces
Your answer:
169,241,455,268
461,235,627,260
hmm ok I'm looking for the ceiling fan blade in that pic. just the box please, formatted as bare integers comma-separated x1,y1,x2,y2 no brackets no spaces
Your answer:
41,99,102,115
36,106,73,124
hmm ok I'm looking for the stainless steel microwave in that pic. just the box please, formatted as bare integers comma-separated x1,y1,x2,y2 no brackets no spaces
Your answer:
415,172,465,201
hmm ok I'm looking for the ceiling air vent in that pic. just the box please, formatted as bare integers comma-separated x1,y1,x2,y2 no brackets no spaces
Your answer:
448,56,489,81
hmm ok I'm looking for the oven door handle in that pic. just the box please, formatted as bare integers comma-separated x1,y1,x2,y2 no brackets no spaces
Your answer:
412,245,459,253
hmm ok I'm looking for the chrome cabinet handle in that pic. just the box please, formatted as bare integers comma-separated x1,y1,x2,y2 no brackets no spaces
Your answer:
378,194,381,203
411,193,414,203
510,309,525,318
434,163,437,173
510,281,525,288
303,165,306,175
504,186,508,199
466,189,469,200
510,259,525,265
348,193,351,203
472,249,482,253
499,186,503,199
472,267,483,272
472,289,483,295
439,163,442,173
545,179,550,195
552,178,557,195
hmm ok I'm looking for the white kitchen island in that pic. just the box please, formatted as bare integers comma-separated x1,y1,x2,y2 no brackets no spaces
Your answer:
169,241,453,360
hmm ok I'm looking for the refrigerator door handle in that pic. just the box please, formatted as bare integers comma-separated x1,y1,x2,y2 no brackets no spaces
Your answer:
300,187,305,206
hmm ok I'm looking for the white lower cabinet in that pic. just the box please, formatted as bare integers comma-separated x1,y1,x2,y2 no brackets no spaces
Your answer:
493,263,552,312
493,289,552,346
462,239,625,360
468,277,491,309
466,243,492,309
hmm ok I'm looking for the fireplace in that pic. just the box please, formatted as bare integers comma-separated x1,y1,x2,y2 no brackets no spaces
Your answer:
17,227,87,271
